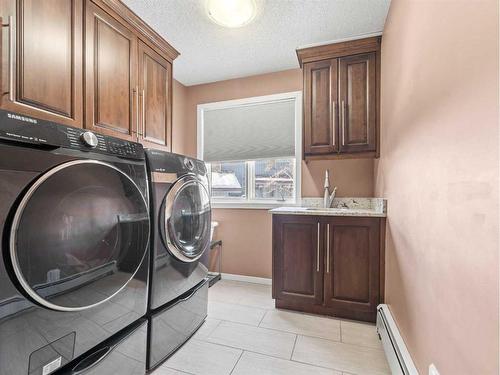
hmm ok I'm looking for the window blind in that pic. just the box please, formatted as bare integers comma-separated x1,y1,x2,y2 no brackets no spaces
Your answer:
202,99,296,162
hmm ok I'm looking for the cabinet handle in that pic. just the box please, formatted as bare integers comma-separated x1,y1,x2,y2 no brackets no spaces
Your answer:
341,100,346,146
326,223,330,273
316,222,320,272
134,87,140,141
141,89,145,138
2,16,14,101
331,101,336,147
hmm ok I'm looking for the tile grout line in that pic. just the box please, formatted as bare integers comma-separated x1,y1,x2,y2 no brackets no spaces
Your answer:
198,338,298,362
229,350,245,375
209,300,268,316
208,318,263,329
290,334,298,360
197,338,347,374
162,365,196,375
253,324,342,343
295,331,385,352
340,320,343,343
257,310,267,326
209,297,275,310
202,319,222,341
288,353,346,374
210,319,303,340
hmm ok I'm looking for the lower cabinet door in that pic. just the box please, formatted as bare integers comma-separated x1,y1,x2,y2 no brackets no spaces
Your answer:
148,280,209,370
59,320,147,375
323,217,380,321
272,215,323,305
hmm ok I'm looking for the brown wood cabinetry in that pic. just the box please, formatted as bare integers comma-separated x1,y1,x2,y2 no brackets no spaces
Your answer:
338,53,377,153
272,215,323,305
85,0,138,140
298,37,380,160
323,217,380,319
0,0,83,127
0,0,178,149
138,40,172,150
303,59,338,155
272,214,384,322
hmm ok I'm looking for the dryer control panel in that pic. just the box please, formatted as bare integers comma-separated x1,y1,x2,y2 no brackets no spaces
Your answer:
146,149,207,176
0,110,144,160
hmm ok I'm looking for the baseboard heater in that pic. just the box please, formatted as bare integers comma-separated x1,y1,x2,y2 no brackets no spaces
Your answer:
376,304,419,375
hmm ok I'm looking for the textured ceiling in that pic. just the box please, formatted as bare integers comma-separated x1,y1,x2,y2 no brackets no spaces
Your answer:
123,0,391,86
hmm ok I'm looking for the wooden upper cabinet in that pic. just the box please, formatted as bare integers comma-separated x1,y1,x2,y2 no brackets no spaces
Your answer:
272,215,323,305
85,0,138,140
323,217,380,321
297,36,380,159
0,0,83,127
1,0,178,144
303,59,338,155
338,53,376,153
138,40,172,151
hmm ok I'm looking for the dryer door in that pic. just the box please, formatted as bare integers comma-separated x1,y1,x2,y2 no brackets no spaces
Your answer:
9,160,150,312
163,175,211,263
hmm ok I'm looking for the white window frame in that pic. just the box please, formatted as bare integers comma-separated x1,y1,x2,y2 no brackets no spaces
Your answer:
197,91,302,209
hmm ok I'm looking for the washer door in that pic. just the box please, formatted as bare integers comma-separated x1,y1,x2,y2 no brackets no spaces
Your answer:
163,175,211,263
9,160,150,312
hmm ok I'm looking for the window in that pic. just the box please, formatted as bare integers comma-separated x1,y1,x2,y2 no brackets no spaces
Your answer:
198,92,302,208
209,161,247,199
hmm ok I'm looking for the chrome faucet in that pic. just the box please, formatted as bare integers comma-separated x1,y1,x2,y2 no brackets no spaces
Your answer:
323,170,337,208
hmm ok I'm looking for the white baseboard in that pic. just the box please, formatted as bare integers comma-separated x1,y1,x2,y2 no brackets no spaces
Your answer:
377,304,419,375
220,273,272,285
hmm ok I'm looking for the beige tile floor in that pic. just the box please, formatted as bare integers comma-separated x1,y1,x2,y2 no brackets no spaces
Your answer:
152,280,390,375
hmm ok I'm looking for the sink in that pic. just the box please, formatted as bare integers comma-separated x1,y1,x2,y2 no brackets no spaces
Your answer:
305,207,348,211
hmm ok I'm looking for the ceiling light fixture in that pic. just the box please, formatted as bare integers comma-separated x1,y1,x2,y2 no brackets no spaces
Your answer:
206,0,258,28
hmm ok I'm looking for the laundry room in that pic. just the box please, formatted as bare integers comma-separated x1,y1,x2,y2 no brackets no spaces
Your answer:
0,1,498,375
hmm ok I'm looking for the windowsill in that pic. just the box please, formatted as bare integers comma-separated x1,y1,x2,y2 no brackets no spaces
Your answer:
211,200,299,210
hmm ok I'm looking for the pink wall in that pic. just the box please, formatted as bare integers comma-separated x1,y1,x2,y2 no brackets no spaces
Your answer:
376,0,499,373
172,79,188,154
172,70,375,278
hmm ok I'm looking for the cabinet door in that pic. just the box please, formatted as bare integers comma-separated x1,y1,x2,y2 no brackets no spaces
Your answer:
338,53,377,153
303,59,338,155
85,0,138,141
138,40,172,151
0,0,83,127
272,215,323,305
324,217,380,321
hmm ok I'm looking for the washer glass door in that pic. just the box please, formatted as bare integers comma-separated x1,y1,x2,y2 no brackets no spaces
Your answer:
10,160,150,311
163,175,211,263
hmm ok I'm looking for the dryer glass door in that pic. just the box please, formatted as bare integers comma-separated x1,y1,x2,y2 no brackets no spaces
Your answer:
9,160,150,311
164,175,211,263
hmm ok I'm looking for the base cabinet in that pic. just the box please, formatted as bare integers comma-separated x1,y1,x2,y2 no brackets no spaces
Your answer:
272,214,384,322
272,216,323,305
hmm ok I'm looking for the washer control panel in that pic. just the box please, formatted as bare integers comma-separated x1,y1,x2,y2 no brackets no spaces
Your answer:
65,128,142,159
0,109,144,160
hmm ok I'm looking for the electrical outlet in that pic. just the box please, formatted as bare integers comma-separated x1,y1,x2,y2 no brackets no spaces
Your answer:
429,364,440,375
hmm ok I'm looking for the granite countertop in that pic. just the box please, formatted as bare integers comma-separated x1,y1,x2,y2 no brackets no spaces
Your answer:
269,197,387,217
